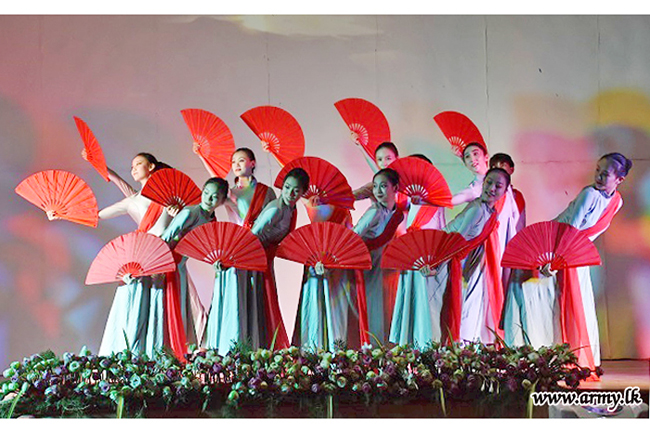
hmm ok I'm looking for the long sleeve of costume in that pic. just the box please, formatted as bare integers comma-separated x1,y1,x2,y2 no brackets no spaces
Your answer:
451,175,484,207
98,196,130,220
160,208,196,248
107,168,137,198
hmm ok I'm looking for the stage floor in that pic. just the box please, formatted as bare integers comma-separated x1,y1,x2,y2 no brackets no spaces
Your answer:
579,359,650,392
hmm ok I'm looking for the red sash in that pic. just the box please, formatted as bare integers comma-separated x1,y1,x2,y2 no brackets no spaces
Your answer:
243,183,270,229
406,205,441,232
260,208,297,350
558,190,622,370
164,252,188,362
137,202,164,233
363,204,405,251
513,188,526,215
441,212,501,343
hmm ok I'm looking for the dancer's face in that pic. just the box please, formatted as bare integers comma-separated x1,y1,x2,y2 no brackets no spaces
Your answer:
281,176,305,207
375,147,398,169
481,170,508,207
491,160,514,176
594,158,624,195
231,151,255,178
373,173,398,207
200,183,226,212
463,145,489,175
131,155,155,183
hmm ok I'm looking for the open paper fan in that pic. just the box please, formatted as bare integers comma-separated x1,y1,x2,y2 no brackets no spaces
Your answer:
180,108,235,178
501,221,601,271
273,156,354,210
141,168,202,209
433,111,486,157
388,156,452,208
334,98,390,160
15,170,98,227
174,221,267,271
85,231,176,285
382,229,469,271
240,106,305,167
73,116,110,182
276,222,371,270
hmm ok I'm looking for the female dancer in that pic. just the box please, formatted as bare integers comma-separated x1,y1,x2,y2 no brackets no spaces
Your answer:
503,153,631,370
249,168,310,350
353,142,400,201
161,177,229,356
353,168,404,345
93,153,174,357
452,143,489,206
424,168,509,344
389,154,447,347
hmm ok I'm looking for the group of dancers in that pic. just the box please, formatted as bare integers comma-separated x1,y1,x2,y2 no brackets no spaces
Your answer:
68,131,631,373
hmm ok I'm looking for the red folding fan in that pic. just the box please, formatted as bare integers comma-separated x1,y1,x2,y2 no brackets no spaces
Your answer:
140,168,202,209
240,106,305,167
382,229,469,271
85,231,176,285
174,221,267,271
15,170,99,227
334,98,391,160
276,222,371,270
387,156,452,208
433,111,486,157
73,116,110,182
181,108,235,178
501,221,601,271
273,156,354,210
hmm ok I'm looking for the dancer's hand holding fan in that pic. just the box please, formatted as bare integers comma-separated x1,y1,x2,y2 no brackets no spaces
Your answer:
85,231,176,285
387,156,453,208
273,156,355,211
180,108,235,178
73,116,110,182
433,111,487,157
501,221,601,276
15,169,99,227
174,221,267,272
240,105,305,167
140,168,202,213
334,98,391,161
382,229,469,276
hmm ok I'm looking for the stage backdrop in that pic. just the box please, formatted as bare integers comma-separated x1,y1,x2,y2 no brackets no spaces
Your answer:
1,15,649,368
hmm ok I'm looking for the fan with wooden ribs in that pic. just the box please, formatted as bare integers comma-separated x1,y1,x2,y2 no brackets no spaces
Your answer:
501,221,601,271
181,108,235,178
276,222,371,270
240,106,305,167
382,229,469,271
73,116,110,182
334,98,390,161
433,111,487,157
387,156,453,208
15,170,99,227
174,221,267,271
85,231,176,285
274,156,354,211
140,168,202,209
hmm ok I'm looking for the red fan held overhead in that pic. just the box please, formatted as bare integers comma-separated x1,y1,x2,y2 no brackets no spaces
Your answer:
433,111,486,157
334,98,390,161
180,108,235,178
85,231,176,285
240,106,305,167
141,168,202,209
15,170,99,227
387,156,452,208
73,116,110,182
382,229,469,271
501,221,601,271
276,222,371,270
273,156,354,210
174,221,267,271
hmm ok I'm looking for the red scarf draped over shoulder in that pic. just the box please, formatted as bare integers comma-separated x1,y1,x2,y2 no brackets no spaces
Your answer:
137,201,164,233
441,208,503,344
260,208,297,350
243,183,270,229
354,203,405,346
406,205,442,233
558,191,622,370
